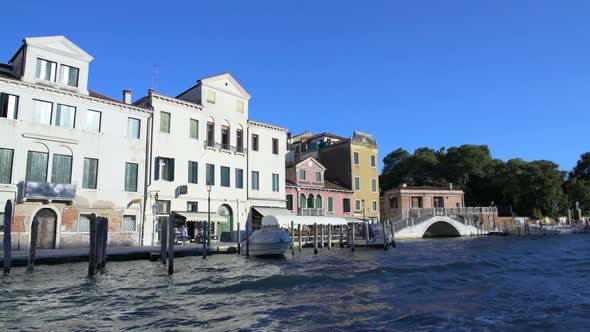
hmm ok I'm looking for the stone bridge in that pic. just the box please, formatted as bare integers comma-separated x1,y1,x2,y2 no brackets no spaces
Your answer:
389,207,494,239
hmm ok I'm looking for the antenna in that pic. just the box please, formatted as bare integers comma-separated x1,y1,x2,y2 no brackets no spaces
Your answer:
152,64,159,91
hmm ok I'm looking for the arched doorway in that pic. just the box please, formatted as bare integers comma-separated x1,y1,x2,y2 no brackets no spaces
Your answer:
307,194,315,209
299,194,307,210
33,208,57,249
423,221,460,238
315,195,323,209
218,204,233,242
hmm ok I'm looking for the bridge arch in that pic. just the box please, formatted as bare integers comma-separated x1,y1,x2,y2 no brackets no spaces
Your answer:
421,219,461,238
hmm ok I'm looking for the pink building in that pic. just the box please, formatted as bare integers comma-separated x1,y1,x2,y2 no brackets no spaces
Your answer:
285,157,354,217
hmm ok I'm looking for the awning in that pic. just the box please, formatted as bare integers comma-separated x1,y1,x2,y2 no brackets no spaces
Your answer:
252,207,295,217
262,215,349,228
174,212,227,223
343,217,365,223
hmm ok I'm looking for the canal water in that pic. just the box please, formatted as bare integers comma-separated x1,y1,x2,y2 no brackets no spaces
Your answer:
1,235,590,331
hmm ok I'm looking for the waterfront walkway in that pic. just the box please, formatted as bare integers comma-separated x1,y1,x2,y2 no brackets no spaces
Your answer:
0,243,237,268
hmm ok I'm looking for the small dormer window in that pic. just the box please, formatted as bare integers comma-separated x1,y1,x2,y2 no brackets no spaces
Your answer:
35,58,57,82
207,90,216,104
59,64,79,87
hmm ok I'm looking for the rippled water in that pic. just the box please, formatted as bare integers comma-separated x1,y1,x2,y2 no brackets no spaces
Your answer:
2,235,590,331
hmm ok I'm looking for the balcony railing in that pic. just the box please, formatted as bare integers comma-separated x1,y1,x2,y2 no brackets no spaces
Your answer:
18,181,77,202
204,141,247,154
299,208,326,216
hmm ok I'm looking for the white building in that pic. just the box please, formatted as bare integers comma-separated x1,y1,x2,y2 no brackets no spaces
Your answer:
0,36,152,250
135,73,287,245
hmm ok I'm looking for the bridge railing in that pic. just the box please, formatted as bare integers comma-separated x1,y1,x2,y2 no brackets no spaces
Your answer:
389,207,498,231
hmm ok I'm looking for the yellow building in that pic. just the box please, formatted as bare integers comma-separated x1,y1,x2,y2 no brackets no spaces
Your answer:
288,131,380,221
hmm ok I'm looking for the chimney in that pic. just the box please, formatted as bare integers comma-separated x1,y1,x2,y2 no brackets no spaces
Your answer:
449,183,453,190
123,90,132,104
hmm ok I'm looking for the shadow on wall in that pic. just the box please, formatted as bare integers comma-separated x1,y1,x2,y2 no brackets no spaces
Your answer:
423,221,461,238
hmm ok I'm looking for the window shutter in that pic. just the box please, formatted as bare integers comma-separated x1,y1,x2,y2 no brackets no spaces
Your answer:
154,157,160,180
169,158,175,181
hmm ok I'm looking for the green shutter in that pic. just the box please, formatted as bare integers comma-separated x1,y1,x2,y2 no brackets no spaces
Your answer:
299,194,306,209
51,154,72,184
328,197,334,212
315,195,323,209
160,112,170,133
0,148,13,184
190,119,199,139
169,158,175,181
83,158,98,189
125,163,138,192
26,151,48,182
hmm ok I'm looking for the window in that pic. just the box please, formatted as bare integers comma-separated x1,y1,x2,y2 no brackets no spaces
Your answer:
155,157,175,182
411,197,423,208
272,173,280,192
206,164,215,185
237,100,244,112
235,168,244,189
207,122,215,146
371,178,378,193
32,100,53,125
86,110,101,132
355,200,362,212
25,151,48,182
0,93,19,119
299,194,307,209
82,158,98,189
236,129,243,152
353,152,360,165
207,90,216,104
55,104,76,128
315,172,322,182
127,118,140,139
328,197,334,213
79,214,91,232
190,119,199,139
300,169,306,181
122,215,137,232
434,197,445,208
251,171,259,190
0,148,14,184
251,134,259,151
188,161,198,184
35,58,57,82
286,194,294,211
59,64,79,87
272,138,279,154
221,166,230,187
125,162,138,192
343,198,351,213
372,201,378,212
157,200,171,214
160,112,171,133
315,195,323,209
354,176,361,191
221,126,230,150
187,201,198,212
370,155,377,168
51,154,72,184
389,197,399,209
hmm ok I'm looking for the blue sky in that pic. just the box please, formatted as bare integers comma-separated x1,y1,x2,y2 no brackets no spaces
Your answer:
2,1,589,171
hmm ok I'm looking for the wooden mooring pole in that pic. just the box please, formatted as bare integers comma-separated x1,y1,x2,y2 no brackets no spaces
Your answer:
390,219,397,248
28,216,39,272
327,224,332,250
313,223,318,254
383,222,388,251
3,200,13,274
298,224,302,252
351,223,356,252
99,217,109,270
168,213,174,275
245,220,250,258
290,220,295,256
161,218,168,264
365,221,370,246
237,222,241,255
202,220,207,259
95,218,104,272
88,214,97,276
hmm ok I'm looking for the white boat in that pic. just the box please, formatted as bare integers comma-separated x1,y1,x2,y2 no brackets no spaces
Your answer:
245,226,291,257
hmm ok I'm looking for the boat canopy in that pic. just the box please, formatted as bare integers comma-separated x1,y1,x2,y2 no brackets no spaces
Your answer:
262,215,349,227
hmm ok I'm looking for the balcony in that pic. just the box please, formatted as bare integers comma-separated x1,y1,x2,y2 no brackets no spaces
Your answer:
299,208,326,216
204,141,247,154
18,181,77,203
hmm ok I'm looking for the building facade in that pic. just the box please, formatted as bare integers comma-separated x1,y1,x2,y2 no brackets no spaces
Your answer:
285,157,354,218
0,36,151,250
135,73,287,245
288,131,381,221
380,184,465,221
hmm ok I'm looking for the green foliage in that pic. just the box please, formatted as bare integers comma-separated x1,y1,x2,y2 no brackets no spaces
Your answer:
380,145,584,218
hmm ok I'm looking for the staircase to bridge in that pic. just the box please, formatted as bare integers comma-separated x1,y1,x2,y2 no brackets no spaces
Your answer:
389,207,497,239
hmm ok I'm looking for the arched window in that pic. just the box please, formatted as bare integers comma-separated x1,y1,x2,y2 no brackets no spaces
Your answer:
307,194,315,209
315,195,323,209
299,193,307,210
221,120,230,150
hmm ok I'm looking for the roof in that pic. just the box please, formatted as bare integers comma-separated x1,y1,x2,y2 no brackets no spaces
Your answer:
199,72,251,99
302,132,348,143
324,180,351,191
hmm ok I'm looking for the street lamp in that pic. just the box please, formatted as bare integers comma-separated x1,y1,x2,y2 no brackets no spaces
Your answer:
362,198,366,222
202,184,212,259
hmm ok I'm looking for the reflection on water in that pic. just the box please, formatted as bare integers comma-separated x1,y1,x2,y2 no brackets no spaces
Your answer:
2,236,590,330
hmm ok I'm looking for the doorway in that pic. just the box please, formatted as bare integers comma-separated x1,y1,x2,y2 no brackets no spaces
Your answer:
33,208,57,249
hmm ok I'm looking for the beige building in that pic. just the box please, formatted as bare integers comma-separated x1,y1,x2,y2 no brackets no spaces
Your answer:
380,184,465,221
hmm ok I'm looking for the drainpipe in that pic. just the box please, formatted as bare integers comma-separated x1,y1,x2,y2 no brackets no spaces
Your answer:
140,92,155,246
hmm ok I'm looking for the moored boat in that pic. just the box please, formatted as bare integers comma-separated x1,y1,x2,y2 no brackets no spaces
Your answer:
244,226,292,257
